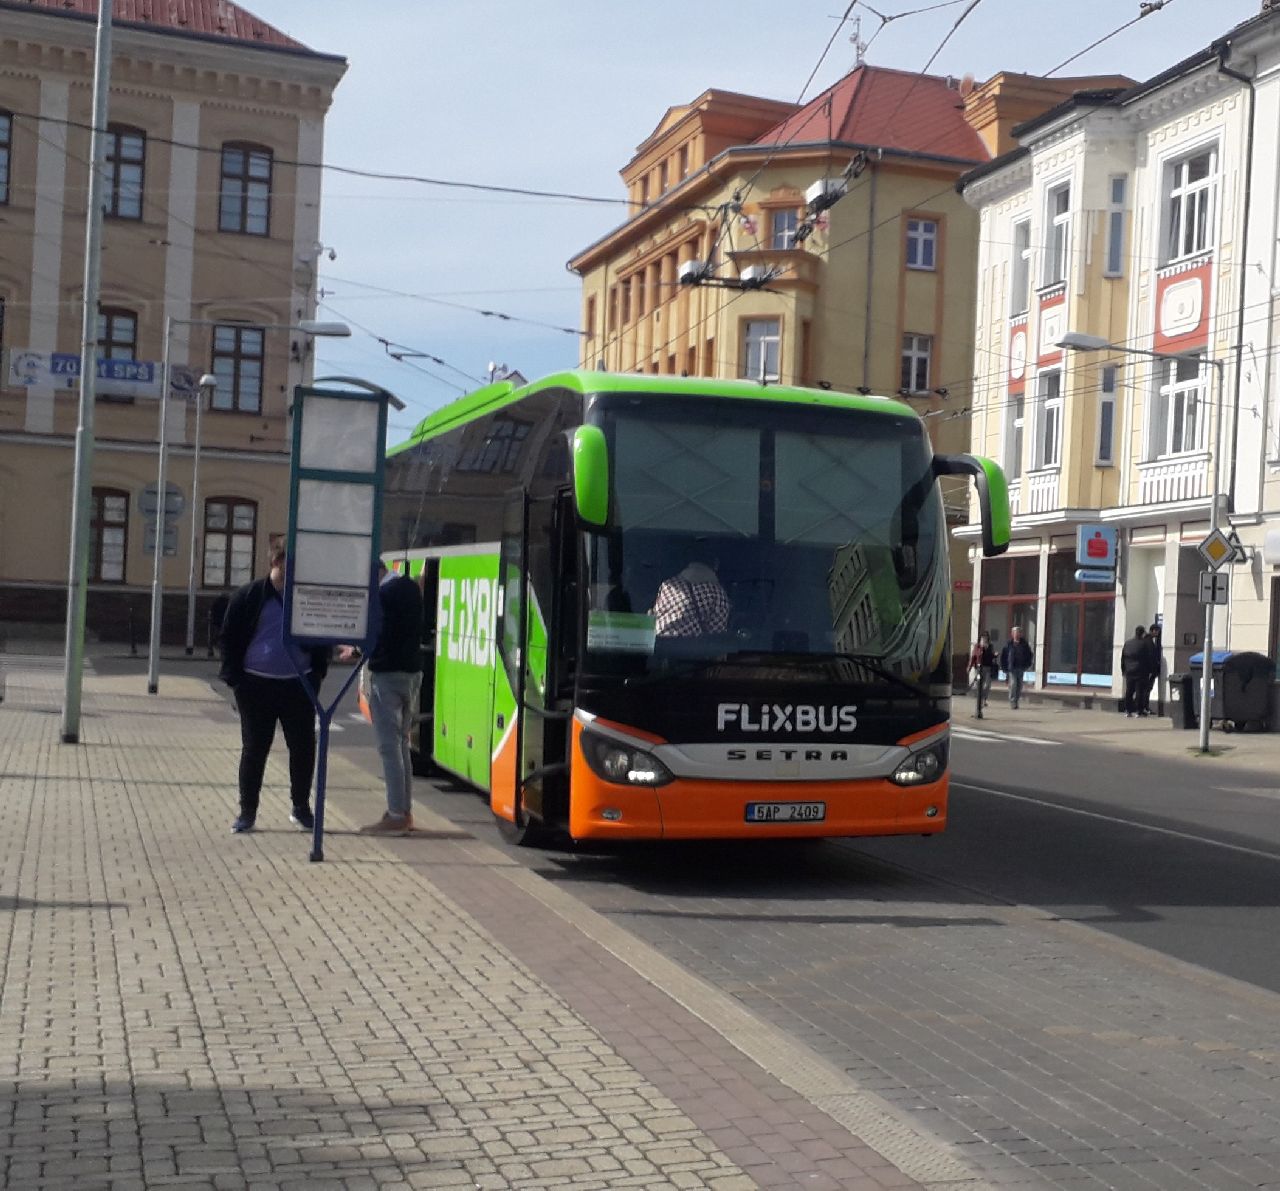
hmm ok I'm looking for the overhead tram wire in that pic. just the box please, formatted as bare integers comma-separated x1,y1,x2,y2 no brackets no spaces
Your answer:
1047,0,1175,77
6,107,721,217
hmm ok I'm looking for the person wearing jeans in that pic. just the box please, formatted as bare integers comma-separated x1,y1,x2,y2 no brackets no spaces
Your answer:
342,562,426,835
968,632,996,719
999,626,1033,710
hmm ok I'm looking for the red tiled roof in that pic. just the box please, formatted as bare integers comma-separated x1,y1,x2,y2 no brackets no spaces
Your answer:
755,65,989,163
18,0,311,53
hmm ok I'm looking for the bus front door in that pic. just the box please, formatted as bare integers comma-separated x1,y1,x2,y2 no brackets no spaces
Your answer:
494,488,551,840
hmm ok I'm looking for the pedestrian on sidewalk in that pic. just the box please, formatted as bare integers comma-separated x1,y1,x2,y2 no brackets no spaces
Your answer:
1142,621,1163,716
968,632,996,719
339,561,425,835
218,544,330,834
999,626,1033,709
1121,624,1148,718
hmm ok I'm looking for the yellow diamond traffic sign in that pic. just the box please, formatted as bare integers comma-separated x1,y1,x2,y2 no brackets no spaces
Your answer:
1198,528,1234,570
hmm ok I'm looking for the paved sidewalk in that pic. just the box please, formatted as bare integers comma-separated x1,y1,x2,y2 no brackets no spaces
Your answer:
0,659,944,1190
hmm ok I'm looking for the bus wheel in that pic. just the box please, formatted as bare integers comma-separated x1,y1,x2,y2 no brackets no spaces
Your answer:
495,809,550,848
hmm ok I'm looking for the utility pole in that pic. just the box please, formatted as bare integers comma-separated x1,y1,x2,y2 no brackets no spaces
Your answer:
61,0,113,744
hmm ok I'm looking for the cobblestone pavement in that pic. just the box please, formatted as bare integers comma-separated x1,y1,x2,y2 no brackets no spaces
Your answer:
0,659,938,1191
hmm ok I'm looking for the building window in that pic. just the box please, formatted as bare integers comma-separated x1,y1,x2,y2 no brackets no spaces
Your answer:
0,110,11,206
1153,353,1206,457
1097,365,1117,465
742,318,780,382
771,209,799,250
1045,551,1115,687
211,324,264,413
900,334,932,394
1006,394,1025,481
104,125,145,219
218,143,272,235
905,218,938,270
90,488,128,583
978,554,1039,683
203,498,257,588
1010,219,1031,315
678,145,689,178
1034,370,1062,469
585,295,597,340
1043,183,1070,287
1105,175,1127,277
97,307,138,361
1165,146,1217,263
658,161,668,193
639,176,650,207
620,278,632,325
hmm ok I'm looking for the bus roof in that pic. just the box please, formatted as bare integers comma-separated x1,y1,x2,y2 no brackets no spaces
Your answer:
389,371,920,456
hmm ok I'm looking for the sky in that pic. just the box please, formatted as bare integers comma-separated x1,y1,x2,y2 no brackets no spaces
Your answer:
240,0,1265,441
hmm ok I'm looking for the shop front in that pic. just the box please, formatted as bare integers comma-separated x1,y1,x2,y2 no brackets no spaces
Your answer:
1044,551,1115,688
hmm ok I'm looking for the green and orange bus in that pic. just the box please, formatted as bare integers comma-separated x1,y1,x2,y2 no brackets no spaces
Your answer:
381,371,1008,844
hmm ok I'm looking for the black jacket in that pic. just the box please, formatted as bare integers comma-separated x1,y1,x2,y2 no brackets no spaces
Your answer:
1120,634,1149,678
1000,638,1033,674
368,574,426,674
217,577,330,689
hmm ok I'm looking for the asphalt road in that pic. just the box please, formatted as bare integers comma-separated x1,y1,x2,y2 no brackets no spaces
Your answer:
326,681,1280,997
319,678,1280,1186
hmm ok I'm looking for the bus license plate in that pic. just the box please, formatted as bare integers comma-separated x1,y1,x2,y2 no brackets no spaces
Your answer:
745,801,826,823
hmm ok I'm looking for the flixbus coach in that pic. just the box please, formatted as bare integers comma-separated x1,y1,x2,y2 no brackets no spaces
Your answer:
381,371,1009,845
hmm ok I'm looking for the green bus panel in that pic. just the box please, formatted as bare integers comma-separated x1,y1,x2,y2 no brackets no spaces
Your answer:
434,552,504,790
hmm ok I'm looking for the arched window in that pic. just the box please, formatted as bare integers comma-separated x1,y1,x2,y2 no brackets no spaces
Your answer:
105,124,145,219
203,497,257,588
218,142,272,235
90,488,129,583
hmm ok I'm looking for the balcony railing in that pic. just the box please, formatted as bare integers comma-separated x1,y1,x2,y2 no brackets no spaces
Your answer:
1007,479,1021,517
1137,453,1209,505
1024,468,1060,514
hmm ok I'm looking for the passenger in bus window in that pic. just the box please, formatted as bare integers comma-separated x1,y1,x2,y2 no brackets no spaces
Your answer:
651,556,731,638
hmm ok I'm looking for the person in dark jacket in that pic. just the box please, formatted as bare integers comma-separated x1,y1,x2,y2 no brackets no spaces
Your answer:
1141,622,1162,716
1120,624,1148,718
340,562,425,835
219,544,329,834
999,626,1034,709
968,632,997,719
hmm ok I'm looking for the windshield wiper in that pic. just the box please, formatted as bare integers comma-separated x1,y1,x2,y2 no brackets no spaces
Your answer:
723,650,934,700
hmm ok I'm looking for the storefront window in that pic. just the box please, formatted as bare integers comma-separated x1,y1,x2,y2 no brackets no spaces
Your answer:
1045,550,1114,686
978,554,1039,682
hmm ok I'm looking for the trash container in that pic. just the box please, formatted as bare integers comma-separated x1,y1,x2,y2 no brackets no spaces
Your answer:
1169,672,1196,729
1189,650,1273,732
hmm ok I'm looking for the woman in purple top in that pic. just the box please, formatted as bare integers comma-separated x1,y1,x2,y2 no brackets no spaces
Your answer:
218,544,330,834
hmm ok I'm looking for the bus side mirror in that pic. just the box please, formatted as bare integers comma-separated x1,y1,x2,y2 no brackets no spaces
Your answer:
572,425,610,530
933,453,1010,558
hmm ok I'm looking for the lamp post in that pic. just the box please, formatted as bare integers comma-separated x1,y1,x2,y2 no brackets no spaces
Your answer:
1059,331,1227,753
183,372,218,656
146,317,350,693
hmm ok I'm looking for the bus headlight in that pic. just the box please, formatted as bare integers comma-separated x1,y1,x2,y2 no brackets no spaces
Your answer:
581,730,674,787
890,740,948,786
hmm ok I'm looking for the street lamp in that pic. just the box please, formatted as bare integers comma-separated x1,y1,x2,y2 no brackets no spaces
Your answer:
1058,331,1227,753
146,316,351,693
183,372,218,656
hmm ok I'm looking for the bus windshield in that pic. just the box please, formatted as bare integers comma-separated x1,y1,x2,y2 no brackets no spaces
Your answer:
584,396,949,687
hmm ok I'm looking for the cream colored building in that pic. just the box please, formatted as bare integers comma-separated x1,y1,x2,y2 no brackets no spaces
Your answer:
568,64,1116,677
0,0,344,643
960,7,1280,711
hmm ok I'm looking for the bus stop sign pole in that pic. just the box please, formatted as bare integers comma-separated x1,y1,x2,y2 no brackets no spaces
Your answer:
282,379,403,861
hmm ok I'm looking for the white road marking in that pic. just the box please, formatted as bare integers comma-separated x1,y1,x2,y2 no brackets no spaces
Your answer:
952,726,1060,747
954,780,1280,863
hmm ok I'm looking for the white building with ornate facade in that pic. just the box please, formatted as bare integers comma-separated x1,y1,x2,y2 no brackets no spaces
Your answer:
958,6,1280,710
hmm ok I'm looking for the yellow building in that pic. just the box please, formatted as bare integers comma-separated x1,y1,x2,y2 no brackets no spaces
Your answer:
0,0,344,644
568,64,1115,677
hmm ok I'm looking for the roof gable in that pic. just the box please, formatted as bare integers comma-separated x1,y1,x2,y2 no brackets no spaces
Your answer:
755,65,989,163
